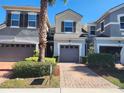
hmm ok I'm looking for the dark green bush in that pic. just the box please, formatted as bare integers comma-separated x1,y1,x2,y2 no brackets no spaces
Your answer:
82,56,88,64
12,61,56,78
88,53,115,68
54,56,58,62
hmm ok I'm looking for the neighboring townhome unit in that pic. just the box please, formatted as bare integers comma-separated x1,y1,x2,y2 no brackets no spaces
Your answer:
0,6,51,62
88,3,124,64
54,9,86,63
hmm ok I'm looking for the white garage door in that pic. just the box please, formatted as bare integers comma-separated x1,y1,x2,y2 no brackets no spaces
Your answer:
0,44,35,62
60,45,79,62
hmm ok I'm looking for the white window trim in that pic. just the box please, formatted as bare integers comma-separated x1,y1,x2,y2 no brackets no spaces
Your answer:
11,11,20,14
89,26,96,36
63,20,74,33
10,12,20,28
27,12,37,29
117,14,124,31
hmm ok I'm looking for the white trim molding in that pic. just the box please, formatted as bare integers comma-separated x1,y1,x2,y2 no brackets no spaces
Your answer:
104,22,119,28
96,22,119,31
95,37,124,41
87,23,96,26
28,12,37,15
11,11,20,14
96,43,124,53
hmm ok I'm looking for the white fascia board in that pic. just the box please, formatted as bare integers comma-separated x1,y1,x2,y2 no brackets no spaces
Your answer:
11,11,20,14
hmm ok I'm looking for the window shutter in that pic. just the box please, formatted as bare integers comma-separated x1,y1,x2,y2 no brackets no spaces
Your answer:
61,21,64,32
73,22,76,32
37,14,40,28
24,13,28,27
6,13,11,26
20,13,23,27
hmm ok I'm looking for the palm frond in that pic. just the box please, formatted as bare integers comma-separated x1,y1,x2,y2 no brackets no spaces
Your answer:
63,0,67,4
48,0,67,6
48,0,56,6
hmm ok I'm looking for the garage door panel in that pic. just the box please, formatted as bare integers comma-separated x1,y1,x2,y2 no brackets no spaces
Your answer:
0,44,35,62
60,45,79,62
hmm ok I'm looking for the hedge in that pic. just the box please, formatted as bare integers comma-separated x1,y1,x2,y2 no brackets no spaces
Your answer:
25,57,56,63
88,53,115,68
12,61,56,78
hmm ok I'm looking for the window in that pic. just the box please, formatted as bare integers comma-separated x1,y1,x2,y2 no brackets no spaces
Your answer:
64,21,74,32
28,14,37,28
120,16,124,29
101,22,104,32
90,26,96,35
11,13,20,27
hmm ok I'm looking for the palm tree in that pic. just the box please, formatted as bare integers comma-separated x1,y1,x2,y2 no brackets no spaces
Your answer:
39,0,67,62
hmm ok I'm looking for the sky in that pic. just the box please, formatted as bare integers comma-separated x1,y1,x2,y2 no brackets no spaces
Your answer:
0,0,124,25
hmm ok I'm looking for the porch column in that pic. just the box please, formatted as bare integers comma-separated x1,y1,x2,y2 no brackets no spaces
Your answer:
96,45,100,53
35,44,39,50
120,47,124,64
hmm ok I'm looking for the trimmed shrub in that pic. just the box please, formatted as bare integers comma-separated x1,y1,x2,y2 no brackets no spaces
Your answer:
25,57,56,64
88,53,115,68
33,50,39,57
45,57,56,64
82,56,88,64
12,61,56,78
25,57,38,62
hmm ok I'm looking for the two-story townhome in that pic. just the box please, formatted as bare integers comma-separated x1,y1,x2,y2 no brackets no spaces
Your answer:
88,3,124,64
0,6,53,62
54,9,86,63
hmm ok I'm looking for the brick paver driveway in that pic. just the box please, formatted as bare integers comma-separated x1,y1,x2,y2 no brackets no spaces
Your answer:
0,62,16,83
60,63,118,88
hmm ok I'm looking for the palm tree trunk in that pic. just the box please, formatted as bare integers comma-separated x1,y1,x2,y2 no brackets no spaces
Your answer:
39,0,48,62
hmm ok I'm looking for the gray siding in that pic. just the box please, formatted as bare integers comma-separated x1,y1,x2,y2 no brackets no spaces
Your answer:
109,7,124,22
96,7,124,37
110,25,122,37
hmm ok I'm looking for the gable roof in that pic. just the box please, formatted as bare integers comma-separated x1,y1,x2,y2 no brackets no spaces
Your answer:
56,9,83,18
96,3,124,23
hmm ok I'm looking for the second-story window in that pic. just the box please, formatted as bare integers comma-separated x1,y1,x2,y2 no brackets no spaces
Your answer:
101,21,104,32
120,16,124,29
90,26,96,35
11,13,20,27
28,13,37,28
64,21,74,32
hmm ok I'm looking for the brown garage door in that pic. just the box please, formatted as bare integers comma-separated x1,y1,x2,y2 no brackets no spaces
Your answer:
60,45,79,62
0,44,35,62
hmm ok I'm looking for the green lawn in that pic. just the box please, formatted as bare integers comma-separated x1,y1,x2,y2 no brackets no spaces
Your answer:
89,66,124,89
0,76,60,88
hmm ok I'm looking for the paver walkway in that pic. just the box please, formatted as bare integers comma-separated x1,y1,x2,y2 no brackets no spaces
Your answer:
0,62,15,83
60,63,118,88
